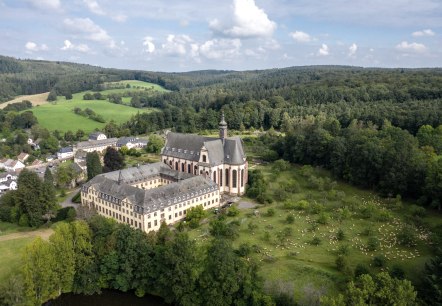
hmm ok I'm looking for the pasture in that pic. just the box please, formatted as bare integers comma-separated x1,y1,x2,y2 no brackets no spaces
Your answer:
188,162,440,298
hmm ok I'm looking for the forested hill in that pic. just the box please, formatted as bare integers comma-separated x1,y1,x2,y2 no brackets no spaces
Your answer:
2,55,442,133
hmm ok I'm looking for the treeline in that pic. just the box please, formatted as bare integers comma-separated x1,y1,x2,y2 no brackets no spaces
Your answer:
72,107,105,123
2,100,32,112
0,217,273,306
265,117,442,207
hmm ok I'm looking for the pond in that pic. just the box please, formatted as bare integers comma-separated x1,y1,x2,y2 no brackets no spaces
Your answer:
45,290,168,306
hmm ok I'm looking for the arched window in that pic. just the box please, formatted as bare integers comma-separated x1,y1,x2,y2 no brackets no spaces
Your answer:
163,159,167,164
219,170,223,186
194,165,198,175
169,160,172,166
232,169,237,188
187,164,191,173
213,171,217,183
181,163,185,172
175,161,178,170
203,155,207,162
241,169,244,187
225,169,229,186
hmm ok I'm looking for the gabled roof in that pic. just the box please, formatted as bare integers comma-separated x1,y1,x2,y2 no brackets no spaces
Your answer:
76,138,118,149
162,132,246,165
89,132,106,140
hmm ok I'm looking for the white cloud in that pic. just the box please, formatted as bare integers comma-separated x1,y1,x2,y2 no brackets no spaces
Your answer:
63,18,116,48
60,40,90,53
199,38,242,60
161,34,192,56
348,43,358,56
83,0,105,15
290,31,312,43
25,41,49,53
112,14,127,23
213,0,276,38
318,44,329,56
412,29,435,37
142,36,155,53
28,0,60,10
396,41,427,53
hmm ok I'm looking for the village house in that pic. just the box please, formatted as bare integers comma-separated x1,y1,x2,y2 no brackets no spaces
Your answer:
81,162,219,232
89,132,107,141
57,147,74,160
0,158,25,172
17,152,30,163
0,172,18,195
161,114,248,196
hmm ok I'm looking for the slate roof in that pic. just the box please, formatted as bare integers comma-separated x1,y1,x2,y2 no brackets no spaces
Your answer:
89,132,106,140
162,132,246,166
83,163,218,214
59,147,73,154
76,138,118,149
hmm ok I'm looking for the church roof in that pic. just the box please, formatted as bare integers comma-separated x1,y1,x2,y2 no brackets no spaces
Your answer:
162,132,246,166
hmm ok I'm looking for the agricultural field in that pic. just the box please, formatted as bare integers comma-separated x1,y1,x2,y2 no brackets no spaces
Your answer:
27,80,165,134
187,161,440,298
0,92,49,109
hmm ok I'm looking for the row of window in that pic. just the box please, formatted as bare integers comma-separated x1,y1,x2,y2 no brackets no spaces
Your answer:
98,205,142,229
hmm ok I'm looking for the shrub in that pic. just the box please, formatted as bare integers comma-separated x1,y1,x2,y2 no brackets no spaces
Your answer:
309,202,323,214
367,237,379,251
317,212,330,225
248,221,258,232
286,215,295,224
295,200,309,210
336,255,349,272
373,255,387,267
283,201,296,210
354,263,370,277
272,159,290,171
311,237,321,246
397,225,417,247
336,229,345,241
66,207,76,222
71,191,81,203
390,265,405,279
266,208,275,217
236,243,252,257
410,205,426,218
18,214,29,227
227,205,240,217
337,244,350,256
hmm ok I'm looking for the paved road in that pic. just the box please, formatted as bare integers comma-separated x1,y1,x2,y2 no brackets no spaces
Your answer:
60,188,80,209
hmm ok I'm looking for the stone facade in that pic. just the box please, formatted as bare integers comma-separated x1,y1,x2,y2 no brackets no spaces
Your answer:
81,162,220,232
161,115,248,196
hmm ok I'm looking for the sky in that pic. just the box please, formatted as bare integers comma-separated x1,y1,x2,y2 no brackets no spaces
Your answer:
0,0,441,72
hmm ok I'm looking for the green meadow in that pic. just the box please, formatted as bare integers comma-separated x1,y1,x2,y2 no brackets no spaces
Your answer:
29,80,165,133
187,161,440,297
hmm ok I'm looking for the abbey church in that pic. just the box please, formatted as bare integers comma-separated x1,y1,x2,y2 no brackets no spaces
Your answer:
161,114,248,196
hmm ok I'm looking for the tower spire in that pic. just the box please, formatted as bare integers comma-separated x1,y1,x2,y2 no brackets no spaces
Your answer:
219,112,227,140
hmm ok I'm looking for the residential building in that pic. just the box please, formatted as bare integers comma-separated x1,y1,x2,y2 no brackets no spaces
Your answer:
57,147,74,159
81,162,219,232
0,159,25,172
17,152,30,163
161,114,248,196
74,138,118,154
89,132,107,141
116,137,148,149
0,172,18,195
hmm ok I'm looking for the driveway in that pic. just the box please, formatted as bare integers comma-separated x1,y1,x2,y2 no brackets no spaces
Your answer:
60,188,80,209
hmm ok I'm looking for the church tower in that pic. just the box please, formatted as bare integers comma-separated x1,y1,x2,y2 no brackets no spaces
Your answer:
219,112,227,140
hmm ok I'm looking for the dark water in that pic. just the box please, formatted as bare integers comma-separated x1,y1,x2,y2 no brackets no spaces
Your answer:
45,290,168,306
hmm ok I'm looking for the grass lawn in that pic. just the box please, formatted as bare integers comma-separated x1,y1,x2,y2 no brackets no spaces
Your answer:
0,237,34,283
187,162,441,297
0,221,31,236
102,80,169,94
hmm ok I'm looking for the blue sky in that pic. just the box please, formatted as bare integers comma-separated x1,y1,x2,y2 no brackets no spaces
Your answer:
0,0,441,71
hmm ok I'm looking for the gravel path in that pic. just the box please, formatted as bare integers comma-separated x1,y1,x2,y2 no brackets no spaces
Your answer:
237,201,257,209
60,188,80,209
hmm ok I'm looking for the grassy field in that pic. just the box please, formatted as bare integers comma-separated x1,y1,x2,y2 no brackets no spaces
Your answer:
187,162,440,298
0,237,33,283
21,80,166,133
